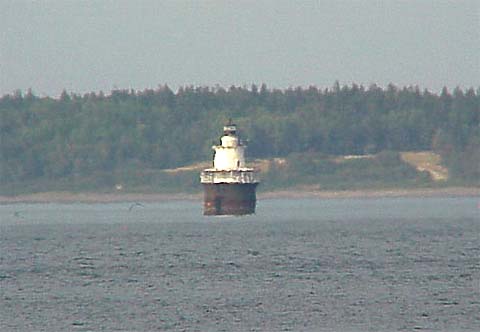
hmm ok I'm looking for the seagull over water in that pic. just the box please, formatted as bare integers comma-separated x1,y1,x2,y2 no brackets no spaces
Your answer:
128,202,145,211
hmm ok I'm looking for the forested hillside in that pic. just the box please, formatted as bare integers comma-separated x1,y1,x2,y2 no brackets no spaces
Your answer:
1,83,478,193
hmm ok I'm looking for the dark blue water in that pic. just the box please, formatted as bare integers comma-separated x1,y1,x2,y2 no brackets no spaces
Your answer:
1,197,479,331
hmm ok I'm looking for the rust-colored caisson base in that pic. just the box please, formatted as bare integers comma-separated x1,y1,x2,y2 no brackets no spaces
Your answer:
203,183,258,215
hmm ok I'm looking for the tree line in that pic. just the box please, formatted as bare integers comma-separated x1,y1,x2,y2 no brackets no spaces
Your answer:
0,83,478,188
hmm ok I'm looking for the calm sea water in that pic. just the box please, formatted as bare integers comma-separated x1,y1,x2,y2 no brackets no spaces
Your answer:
1,197,479,331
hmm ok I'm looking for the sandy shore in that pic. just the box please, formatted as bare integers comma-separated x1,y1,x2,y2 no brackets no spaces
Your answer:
0,187,478,204
259,187,479,199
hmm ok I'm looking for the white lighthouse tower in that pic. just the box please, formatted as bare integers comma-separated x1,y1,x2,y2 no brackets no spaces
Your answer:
200,121,259,215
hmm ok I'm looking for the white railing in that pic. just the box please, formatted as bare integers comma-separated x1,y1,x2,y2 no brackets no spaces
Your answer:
200,170,259,184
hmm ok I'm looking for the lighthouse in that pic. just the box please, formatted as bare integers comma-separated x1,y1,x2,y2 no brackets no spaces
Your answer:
200,121,259,215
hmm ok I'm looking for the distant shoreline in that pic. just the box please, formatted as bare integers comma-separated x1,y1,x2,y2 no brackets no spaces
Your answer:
258,187,479,199
0,187,478,204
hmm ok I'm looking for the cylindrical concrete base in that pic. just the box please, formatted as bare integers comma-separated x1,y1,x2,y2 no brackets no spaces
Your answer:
203,183,258,215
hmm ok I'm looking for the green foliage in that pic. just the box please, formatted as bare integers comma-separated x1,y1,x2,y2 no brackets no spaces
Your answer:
262,151,431,191
0,84,478,193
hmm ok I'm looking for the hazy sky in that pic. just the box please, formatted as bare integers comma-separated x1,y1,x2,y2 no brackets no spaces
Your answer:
1,0,478,96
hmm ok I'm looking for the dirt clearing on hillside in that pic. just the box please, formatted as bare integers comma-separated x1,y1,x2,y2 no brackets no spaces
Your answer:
401,151,449,181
